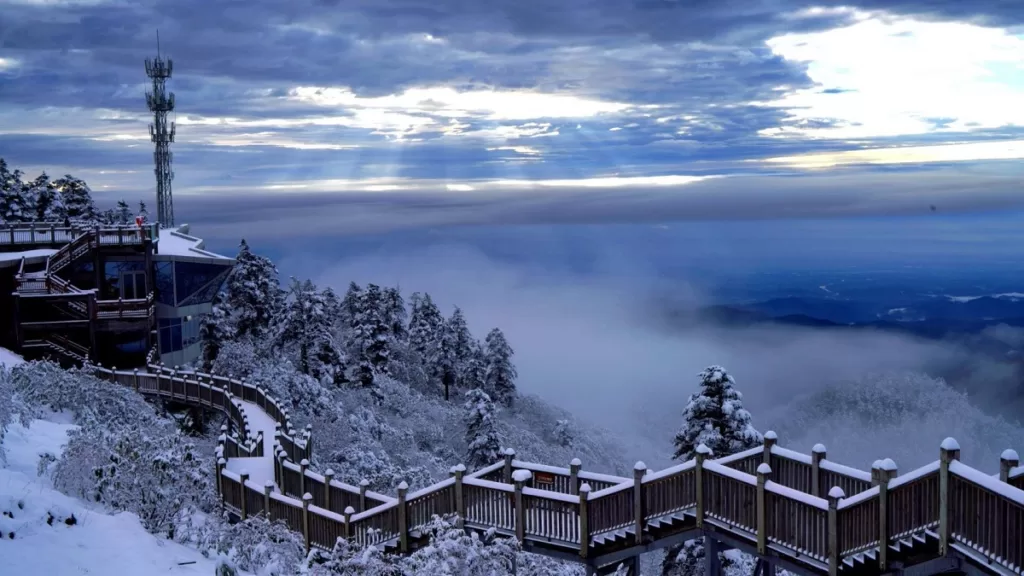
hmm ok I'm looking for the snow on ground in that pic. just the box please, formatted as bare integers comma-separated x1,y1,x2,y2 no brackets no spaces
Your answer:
224,400,278,488
1,418,224,575
1,346,24,368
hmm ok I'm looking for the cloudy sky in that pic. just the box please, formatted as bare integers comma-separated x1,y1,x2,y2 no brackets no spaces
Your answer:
1,0,1023,236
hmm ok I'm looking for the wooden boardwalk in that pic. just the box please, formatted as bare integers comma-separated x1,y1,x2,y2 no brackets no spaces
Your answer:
86,359,1024,576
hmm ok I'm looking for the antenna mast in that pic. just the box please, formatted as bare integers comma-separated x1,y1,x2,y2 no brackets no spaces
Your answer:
145,32,176,227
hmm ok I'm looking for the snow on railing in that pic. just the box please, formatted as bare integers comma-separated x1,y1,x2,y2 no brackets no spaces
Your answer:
101,358,1024,570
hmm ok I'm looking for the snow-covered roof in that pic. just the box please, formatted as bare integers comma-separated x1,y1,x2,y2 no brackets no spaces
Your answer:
0,248,57,267
155,224,232,261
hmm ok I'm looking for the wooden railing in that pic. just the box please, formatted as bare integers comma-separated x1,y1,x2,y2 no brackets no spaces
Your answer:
85,357,1024,575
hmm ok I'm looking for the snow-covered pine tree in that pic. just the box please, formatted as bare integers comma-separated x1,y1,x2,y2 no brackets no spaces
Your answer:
430,317,458,401
225,239,283,338
463,388,501,469
340,282,363,331
138,201,150,223
0,161,27,223
462,339,487,392
348,283,393,387
383,287,407,342
116,199,131,224
673,365,761,460
26,172,66,221
278,277,346,384
447,307,474,391
552,419,574,447
53,174,97,223
199,291,232,371
663,365,761,576
483,328,517,407
408,292,444,360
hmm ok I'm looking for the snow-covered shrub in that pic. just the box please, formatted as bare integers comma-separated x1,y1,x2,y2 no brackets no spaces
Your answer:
0,365,33,464
552,419,574,448
52,419,213,537
179,513,305,576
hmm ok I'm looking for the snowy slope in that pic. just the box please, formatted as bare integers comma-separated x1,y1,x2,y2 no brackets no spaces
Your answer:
1,418,224,575
0,346,24,368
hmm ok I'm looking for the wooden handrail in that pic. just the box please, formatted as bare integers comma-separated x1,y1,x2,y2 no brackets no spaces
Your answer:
77,355,1024,573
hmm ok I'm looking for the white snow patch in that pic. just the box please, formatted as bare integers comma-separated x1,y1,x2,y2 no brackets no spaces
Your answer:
224,400,278,488
157,226,232,260
1001,449,1019,462
0,248,57,263
1,419,222,575
0,346,24,368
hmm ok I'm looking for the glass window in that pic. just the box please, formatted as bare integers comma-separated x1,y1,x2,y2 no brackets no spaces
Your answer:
155,262,174,305
171,323,182,351
158,317,183,353
174,262,231,307
116,337,148,354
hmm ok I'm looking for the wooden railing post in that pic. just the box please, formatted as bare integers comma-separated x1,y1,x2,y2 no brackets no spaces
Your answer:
264,481,273,518
756,463,771,555
695,444,711,528
633,461,647,544
877,458,897,570
324,468,335,511
216,457,226,499
109,366,117,383
300,458,309,497
503,448,516,483
452,464,466,527
239,471,250,520
763,430,777,465
827,487,844,576
359,479,369,512
512,470,531,543
132,368,140,391
305,423,313,458
871,460,881,487
302,492,313,553
1000,449,1020,483
811,443,826,497
938,437,960,556
579,483,591,559
569,458,581,495
344,506,354,539
397,481,409,553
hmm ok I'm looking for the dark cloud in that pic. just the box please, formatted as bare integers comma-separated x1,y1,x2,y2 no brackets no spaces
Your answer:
163,162,1024,242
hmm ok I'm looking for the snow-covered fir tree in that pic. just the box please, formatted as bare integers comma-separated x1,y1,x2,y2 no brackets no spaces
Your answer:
224,239,283,338
0,161,28,223
340,281,363,330
447,307,475,391
346,283,395,387
431,317,458,401
672,365,761,460
53,174,97,222
462,340,487,391
199,291,232,371
663,365,761,576
26,172,66,221
278,277,347,384
463,388,502,469
138,201,150,223
384,287,407,341
552,419,574,447
408,292,444,361
116,199,132,224
484,328,517,407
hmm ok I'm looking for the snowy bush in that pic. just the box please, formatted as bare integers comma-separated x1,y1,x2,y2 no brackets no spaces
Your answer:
304,515,583,576
52,419,213,537
178,513,305,576
0,366,33,465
